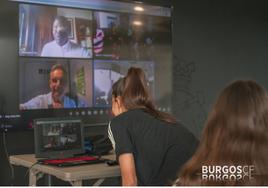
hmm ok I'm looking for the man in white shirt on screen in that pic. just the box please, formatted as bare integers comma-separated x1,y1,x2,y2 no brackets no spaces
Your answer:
20,64,88,109
41,16,91,58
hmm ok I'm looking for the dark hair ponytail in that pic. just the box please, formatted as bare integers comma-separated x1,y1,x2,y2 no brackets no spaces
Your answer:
112,77,125,98
113,67,176,124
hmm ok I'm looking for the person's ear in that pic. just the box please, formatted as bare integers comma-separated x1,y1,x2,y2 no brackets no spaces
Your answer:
115,96,123,108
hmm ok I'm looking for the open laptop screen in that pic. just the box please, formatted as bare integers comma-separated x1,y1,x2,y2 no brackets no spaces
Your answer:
34,118,84,159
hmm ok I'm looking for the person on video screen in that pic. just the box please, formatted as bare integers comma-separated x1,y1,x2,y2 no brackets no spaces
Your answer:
65,81,88,108
41,16,91,58
20,64,88,109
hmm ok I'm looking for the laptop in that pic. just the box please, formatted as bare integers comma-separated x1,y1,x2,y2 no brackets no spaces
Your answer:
34,118,106,167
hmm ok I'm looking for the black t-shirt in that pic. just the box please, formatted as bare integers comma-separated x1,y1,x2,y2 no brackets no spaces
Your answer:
109,108,198,185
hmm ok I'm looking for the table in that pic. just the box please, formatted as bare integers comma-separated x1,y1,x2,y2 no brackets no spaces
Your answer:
9,154,120,186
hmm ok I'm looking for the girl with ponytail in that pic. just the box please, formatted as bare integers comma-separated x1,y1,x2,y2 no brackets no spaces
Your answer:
108,67,198,186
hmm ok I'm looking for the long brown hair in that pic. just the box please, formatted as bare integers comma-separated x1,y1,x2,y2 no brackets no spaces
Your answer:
112,67,176,124
175,80,268,185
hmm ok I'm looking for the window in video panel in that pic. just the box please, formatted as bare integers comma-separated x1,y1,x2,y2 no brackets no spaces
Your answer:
93,11,171,61
19,58,93,110
93,60,154,107
19,3,93,58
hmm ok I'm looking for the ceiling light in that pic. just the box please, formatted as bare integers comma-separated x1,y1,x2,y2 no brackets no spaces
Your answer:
134,6,144,12
133,21,143,26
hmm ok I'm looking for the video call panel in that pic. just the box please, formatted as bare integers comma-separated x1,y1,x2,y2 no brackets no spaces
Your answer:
18,2,172,112
19,4,93,58
93,60,155,107
93,11,171,61
40,122,82,152
19,58,93,110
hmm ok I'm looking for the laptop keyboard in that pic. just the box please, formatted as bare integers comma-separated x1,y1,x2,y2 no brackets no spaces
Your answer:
38,156,106,167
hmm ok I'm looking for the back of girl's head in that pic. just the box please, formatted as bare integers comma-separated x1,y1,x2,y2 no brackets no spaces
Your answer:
210,80,268,166
210,80,268,148
177,80,268,185
214,80,267,124
112,77,125,98
122,67,151,109
112,67,176,124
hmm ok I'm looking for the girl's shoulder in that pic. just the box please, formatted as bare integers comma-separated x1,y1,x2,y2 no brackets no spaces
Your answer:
111,108,148,126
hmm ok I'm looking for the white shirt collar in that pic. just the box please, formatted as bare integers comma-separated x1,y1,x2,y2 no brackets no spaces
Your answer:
53,40,71,50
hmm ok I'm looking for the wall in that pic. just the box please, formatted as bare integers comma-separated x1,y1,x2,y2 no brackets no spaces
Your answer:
1,0,268,185
171,0,268,137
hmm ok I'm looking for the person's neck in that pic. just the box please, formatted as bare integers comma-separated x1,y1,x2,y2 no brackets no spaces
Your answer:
52,94,64,103
116,107,127,116
57,39,68,46
52,96,64,108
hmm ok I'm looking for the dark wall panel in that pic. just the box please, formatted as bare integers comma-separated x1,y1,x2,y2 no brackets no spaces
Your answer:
172,0,268,137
